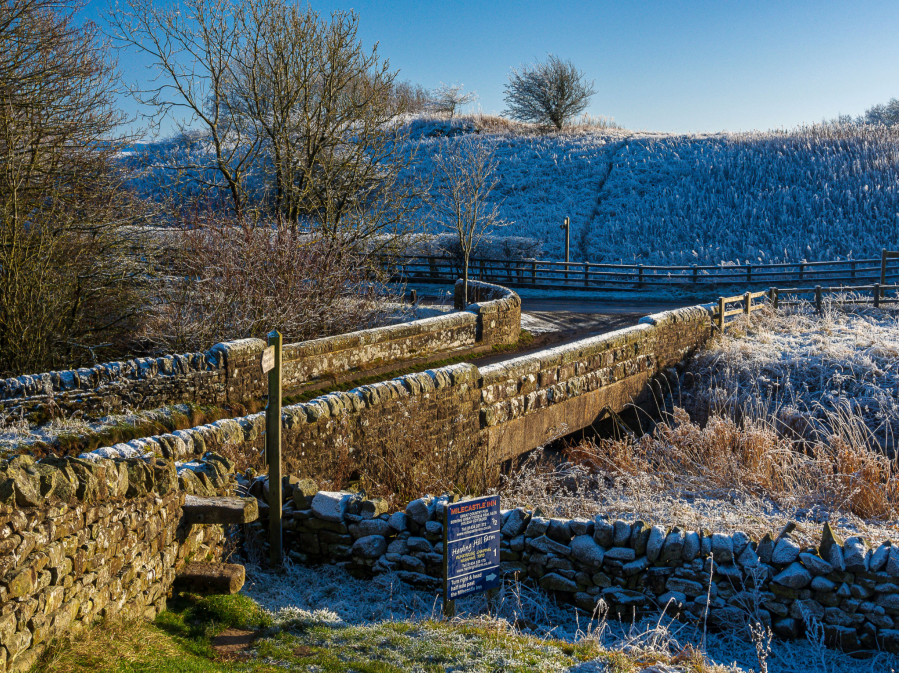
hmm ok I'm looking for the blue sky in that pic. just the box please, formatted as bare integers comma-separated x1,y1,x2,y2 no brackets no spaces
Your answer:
92,0,899,134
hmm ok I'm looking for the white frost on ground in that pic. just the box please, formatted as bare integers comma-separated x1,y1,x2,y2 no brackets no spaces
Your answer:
129,115,899,267
242,561,899,673
686,301,899,450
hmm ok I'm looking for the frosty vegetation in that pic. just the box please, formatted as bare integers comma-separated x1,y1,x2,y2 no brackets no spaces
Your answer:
239,560,899,673
131,115,899,266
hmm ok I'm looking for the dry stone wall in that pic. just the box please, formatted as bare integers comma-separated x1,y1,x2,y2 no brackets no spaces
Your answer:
0,281,520,425
479,305,712,462
249,485,899,654
0,450,241,672
68,302,714,491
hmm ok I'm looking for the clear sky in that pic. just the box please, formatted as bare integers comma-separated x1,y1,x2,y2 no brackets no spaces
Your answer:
93,0,899,134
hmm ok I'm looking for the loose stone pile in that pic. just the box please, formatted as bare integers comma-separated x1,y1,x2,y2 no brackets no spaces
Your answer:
247,480,899,654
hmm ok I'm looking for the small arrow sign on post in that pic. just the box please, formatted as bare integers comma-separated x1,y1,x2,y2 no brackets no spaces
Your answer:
261,346,275,374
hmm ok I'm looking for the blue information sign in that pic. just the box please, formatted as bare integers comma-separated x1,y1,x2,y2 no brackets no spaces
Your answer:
443,495,501,602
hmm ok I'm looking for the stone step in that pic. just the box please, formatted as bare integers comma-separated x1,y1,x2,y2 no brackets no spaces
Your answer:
182,495,259,525
174,562,246,595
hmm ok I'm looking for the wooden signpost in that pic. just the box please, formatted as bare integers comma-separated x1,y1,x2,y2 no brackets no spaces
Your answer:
263,331,282,566
442,495,501,617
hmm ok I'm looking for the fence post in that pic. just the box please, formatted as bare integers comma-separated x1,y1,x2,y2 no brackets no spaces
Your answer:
265,330,283,567
692,264,698,285
815,286,822,313
874,284,881,309
531,260,537,285
881,249,888,295
769,287,779,310
747,264,752,284
744,292,751,323
799,261,805,282
584,262,590,288
851,260,856,281
428,255,437,279
718,297,725,331
637,265,644,288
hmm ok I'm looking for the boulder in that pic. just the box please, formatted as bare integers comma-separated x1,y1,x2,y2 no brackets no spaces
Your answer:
351,535,387,559
570,535,605,568
174,562,245,595
798,552,832,576
501,508,530,537
405,496,434,525
593,517,614,547
311,491,353,522
771,536,801,565
773,562,812,589
646,526,667,562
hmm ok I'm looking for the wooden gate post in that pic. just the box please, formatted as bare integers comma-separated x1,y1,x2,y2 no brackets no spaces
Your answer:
265,330,283,567
744,292,752,323
815,286,823,313
718,297,725,331
874,284,881,309
769,287,779,310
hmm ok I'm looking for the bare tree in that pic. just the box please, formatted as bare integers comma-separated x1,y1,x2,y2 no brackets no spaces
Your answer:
391,79,433,114
429,139,507,303
430,82,478,119
226,1,420,240
113,0,422,241
0,0,151,376
110,0,263,221
503,55,596,130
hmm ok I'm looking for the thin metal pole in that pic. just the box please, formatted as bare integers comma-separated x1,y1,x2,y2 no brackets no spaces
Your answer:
266,330,283,567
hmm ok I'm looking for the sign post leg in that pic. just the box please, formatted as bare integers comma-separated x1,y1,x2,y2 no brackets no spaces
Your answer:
266,330,283,567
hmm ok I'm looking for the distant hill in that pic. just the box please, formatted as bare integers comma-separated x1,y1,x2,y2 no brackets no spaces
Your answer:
410,117,899,265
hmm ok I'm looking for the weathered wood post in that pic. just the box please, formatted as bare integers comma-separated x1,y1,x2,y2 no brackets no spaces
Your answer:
747,264,752,284
637,264,644,288
815,286,823,314
881,249,888,297
264,330,283,566
692,264,698,285
744,291,752,323
874,284,881,309
769,287,779,310
717,297,725,331
799,261,805,282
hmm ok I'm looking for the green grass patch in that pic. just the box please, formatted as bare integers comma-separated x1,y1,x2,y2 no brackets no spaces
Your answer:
30,591,647,673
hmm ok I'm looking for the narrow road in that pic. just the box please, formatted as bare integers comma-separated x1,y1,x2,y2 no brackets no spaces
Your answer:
469,296,691,367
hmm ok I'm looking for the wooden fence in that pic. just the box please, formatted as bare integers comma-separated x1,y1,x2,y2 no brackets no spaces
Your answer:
713,283,899,330
384,249,899,293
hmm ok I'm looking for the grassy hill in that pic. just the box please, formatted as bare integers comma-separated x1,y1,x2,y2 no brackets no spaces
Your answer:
411,117,899,265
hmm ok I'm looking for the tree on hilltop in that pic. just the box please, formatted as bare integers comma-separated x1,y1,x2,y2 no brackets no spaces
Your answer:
503,55,595,130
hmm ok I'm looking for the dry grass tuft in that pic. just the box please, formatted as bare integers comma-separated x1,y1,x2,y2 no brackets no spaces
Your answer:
566,406,899,522
34,618,181,672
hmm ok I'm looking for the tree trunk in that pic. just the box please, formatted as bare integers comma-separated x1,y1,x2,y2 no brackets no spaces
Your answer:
463,255,469,308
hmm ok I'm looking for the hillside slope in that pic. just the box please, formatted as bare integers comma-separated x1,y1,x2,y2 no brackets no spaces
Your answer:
412,119,899,265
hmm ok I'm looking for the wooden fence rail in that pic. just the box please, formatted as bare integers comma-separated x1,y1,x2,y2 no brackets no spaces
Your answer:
382,249,899,293
713,283,899,331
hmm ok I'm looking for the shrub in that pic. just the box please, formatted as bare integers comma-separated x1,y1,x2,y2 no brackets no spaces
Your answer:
142,215,398,353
